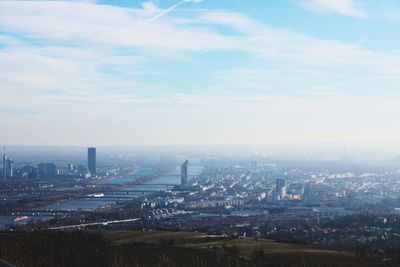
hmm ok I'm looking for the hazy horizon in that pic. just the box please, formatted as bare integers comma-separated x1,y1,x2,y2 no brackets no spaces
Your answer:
3,142,400,162
2,2,400,264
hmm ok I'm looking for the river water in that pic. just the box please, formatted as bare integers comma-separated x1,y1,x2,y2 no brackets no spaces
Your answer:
0,161,203,229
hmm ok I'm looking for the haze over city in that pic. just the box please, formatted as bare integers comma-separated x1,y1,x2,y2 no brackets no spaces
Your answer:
3,1,400,267
2,0,400,146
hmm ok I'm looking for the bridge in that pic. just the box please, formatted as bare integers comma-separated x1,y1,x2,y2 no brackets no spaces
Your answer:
104,189,169,193
48,218,140,230
0,184,176,194
96,183,177,187
74,196,138,200
0,210,91,215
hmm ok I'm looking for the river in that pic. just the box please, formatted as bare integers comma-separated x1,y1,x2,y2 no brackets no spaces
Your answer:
0,161,203,229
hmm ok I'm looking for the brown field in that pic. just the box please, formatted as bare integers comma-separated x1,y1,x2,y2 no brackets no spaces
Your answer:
102,230,353,257
0,230,384,267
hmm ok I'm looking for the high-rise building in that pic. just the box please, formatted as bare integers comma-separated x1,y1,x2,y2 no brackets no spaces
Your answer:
181,160,188,186
2,147,13,182
276,178,286,200
67,163,75,173
37,163,57,178
87,147,96,175
5,158,13,178
303,182,310,199
2,149,6,182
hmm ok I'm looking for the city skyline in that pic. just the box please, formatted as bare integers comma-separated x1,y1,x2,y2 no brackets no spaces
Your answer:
2,2,400,266
1,0,400,146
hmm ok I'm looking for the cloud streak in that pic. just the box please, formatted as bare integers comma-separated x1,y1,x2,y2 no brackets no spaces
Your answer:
146,0,203,23
300,0,366,18
1,1,400,146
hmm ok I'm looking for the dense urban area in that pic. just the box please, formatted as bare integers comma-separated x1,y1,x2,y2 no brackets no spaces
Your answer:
1,146,400,266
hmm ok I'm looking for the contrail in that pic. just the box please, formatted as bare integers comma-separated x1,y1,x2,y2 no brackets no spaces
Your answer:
146,0,203,23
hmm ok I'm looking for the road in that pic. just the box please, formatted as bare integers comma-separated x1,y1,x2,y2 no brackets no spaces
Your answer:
48,218,140,230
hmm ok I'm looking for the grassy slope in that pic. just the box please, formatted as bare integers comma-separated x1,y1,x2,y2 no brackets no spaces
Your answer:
0,230,385,267
102,230,377,267
103,230,350,256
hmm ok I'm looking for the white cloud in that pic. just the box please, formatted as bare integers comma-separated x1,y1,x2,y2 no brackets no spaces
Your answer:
199,10,400,77
0,1,240,52
300,0,366,18
1,1,400,146
1,2,399,100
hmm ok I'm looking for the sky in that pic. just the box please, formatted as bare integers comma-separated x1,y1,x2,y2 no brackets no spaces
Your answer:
1,0,400,146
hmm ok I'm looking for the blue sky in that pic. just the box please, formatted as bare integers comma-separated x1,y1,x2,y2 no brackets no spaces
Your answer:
1,0,400,146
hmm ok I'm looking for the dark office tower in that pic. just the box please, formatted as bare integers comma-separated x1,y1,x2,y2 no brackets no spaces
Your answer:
5,159,13,178
303,182,310,199
88,147,96,175
181,160,188,186
276,178,286,200
2,147,6,182
2,147,13,182
37,163,57,178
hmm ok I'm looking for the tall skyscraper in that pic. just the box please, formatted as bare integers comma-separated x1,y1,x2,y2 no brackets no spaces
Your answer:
88,147,96,175
181,160,188,186
303,182,310,200
276,178,286,200
6,159,13,178
2,146,7,182
2,146,13,182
